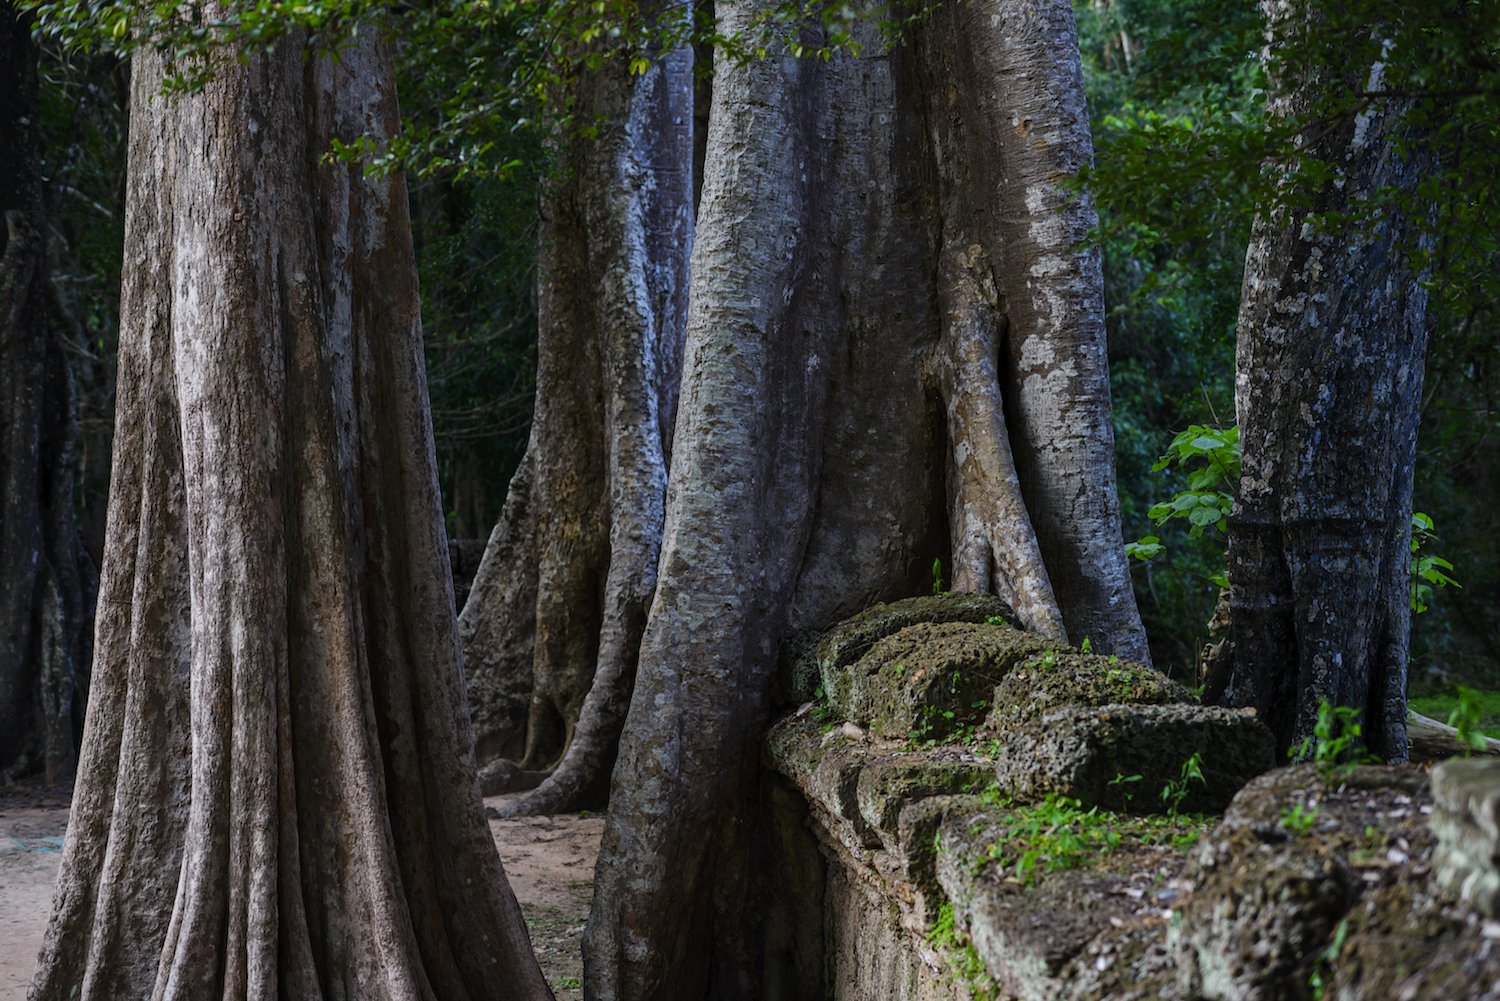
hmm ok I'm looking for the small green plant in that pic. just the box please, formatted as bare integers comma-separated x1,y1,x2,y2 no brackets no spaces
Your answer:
985,793,1099,884
932,557,944,595
1126,424,1240,589
1279,801,1320,833
1160,752,1205,815
554,977,583,990
1410,512,1460,613
1108,771,1143,804
985,615,1007,626
1079,637,1093,653
925,901,995,998
1292,701,1378,779
1447,685,1490,756
1307,919,1349,999
928,901,959,947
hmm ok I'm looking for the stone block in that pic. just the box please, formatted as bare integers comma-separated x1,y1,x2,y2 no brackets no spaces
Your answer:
814,593,1019,713
988,650,1194,729
855,753,994,840
991,704,1276,813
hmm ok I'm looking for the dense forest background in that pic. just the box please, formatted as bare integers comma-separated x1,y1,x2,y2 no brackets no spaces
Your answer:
26,0,1500,695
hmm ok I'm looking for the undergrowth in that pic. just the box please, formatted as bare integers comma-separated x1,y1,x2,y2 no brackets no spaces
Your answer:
927,901,997,1000
972,787,1210,886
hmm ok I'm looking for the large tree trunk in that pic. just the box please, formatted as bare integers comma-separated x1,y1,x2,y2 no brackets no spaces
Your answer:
585,2,1142,997
28,36,550,1001
0,0,91,788
460,32,695,816
1212,3,1435,761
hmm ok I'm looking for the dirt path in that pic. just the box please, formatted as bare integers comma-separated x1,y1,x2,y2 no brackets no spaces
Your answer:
0,789,604,1000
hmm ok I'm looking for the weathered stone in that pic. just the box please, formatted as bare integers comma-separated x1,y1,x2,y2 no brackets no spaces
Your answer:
1173,764,1437,1001
991,704,1276,813
764,598,1492,1001
847,621,1053,740
933,804,1170,1001
856,753,993,840
1430,756,1500,915
815,593,1020,713
824,863,970,1001
765,709,881,847
895,793,989,896
988,649,1194,728
476,757,546,795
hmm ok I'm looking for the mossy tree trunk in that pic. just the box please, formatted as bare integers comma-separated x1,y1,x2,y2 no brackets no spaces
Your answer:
1211,1,1435,761
0,0,91,789
582,2,1146,997
28,35,550,1001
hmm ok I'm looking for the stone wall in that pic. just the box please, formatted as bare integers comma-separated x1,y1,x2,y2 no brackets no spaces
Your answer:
762,595,1500,1000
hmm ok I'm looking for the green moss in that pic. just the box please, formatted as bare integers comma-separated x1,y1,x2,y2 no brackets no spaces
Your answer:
857,622,1052,740
816,594,1020,713
926,901,999,1000
988,649,1194,728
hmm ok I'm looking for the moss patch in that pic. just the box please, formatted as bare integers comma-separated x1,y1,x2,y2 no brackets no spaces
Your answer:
853,622,1053,740
815,594,1020,712
988,650,1194,729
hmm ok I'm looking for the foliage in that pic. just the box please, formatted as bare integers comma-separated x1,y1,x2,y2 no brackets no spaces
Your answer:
32,47,130,559
1307,919,1349,1000
1159,751,1204,815
1082,0,1500,680
1125,424,1238,591
976,789,1208,886
1290,701,1378,779
409,167,539,536
1410,686,1500,741
1442,685,1492,755
1409,512,1460,614
1279,801,1320,833
925,902,995,1000
1128,422,1458,618
21,0,931,180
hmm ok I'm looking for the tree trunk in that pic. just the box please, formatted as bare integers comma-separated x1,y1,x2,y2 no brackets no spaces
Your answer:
585,2,1141,997
1213,3,1435,761
29,36,551,1001
461,32,695,816
0,0,91,788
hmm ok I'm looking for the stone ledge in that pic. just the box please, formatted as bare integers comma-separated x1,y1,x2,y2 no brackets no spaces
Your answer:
765,595,1500,1000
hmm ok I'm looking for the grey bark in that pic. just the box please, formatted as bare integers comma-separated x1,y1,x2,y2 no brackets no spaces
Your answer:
1213,3,1435,761
585,1,1140,997
0,1,91,787
29,36,550,1001
939,1,1146,661
462,33,695,816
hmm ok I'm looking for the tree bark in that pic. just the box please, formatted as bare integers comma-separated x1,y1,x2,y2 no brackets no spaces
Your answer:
462,31,695,816
0,0,91,788
585,2,1140,997
29,36,550,1001
1214,3,1435,761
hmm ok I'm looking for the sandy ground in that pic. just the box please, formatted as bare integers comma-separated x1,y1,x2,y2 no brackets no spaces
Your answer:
0,787,604,1001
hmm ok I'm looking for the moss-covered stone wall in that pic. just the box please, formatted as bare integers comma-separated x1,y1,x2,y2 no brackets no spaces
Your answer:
763,594,1500,1000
